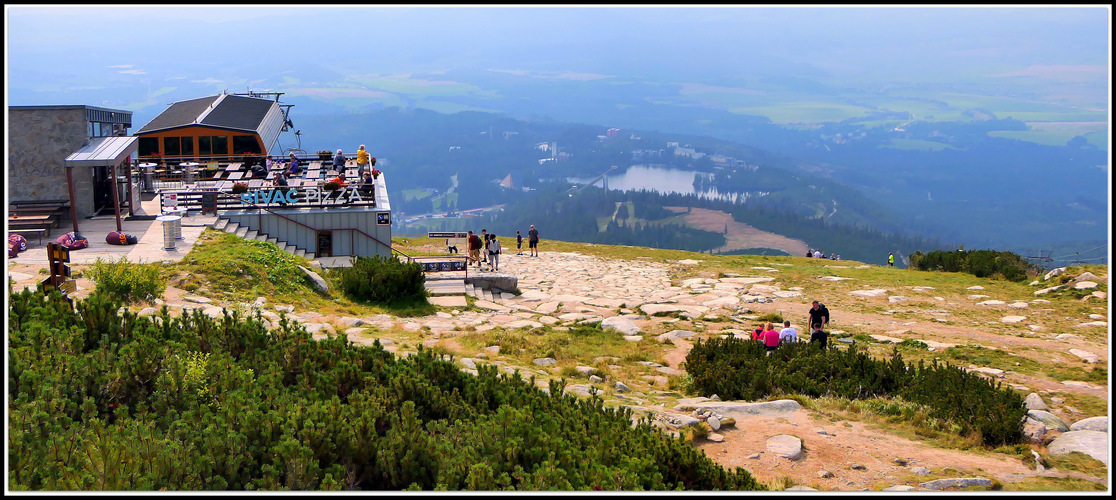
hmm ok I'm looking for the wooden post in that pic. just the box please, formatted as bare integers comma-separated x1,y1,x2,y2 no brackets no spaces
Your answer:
110,161,122,232
65,166,80,234
125,160,135,217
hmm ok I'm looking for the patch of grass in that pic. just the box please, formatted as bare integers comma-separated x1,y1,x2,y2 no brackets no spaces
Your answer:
812,396,979,450
1043,452,1107,478
1001,476,1108,491
1049,392,1109,418
171,229,312,303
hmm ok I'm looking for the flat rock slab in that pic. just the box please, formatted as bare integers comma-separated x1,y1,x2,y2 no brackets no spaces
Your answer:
1069,416,1108,433
766,434,803,460
1000,315,1027,323
1068,349,1099,363
601,316,641,335
871,335,904,343
817,276,854,281
428,295,467,307
919,478,993,490
850,289,888,297
674,399,802,420
1075,321,1107,328
657,329,696,342
1047,430,1109,466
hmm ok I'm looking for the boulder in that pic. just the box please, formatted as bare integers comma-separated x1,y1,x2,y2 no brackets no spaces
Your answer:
1000,315,1026,323
533,357,557,367
1073,271,1100,282
297,266,330,294
1073,281,1098,290
1027,410,1070,432
1022,419,1046,444
1047,430,1109,466
766,435,803,460
675,399,801,421
1069,416,1108,433
1044,267,1066,280
1024,393,1048,411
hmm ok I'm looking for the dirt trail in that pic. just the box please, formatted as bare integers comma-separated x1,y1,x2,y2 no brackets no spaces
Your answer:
666,206,808,256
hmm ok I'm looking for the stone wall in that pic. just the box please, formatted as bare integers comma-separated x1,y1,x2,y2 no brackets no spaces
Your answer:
8,108,96,218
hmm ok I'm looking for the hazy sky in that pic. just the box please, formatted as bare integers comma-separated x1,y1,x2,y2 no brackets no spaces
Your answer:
5,5,1110,123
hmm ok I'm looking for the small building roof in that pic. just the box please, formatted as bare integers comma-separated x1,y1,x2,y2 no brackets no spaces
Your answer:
135,93,286,153
64,136,138,168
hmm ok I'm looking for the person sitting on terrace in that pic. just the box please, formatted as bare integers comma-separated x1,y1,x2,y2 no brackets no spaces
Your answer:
330,172,348,187
250,162,267,179
273,171,289,188
287,153,301,175
359,172,374,195
333,148,346,170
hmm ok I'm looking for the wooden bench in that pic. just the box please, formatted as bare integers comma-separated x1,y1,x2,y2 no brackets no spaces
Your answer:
11,199,68,208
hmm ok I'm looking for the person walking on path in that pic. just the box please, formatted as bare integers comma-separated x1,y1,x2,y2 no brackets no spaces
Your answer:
516,230,524,255
528,224,540,257
356,145,370,176
809,323,828,349
488,233,502,272
779,321,799,344
888,252,895,267
807,300,830,330
467,230,483,268
763,322,781,353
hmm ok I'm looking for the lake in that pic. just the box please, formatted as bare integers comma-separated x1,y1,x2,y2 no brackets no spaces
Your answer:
567,164,744,202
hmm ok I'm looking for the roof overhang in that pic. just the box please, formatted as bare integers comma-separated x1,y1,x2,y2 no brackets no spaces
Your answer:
64,136,138,168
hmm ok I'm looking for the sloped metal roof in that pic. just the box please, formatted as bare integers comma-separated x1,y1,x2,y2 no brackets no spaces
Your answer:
135,96,218,134
64,136,138,167
135,94,282,136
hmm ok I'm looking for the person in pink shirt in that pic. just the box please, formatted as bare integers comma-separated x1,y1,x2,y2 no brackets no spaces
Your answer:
763,322,781,353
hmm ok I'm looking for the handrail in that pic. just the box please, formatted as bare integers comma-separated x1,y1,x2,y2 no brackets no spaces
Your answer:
212,191,413,262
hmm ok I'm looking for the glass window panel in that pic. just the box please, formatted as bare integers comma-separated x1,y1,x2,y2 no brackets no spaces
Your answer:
199,136,212,156
232,135,258,155
138,137,159,156
163,136,180,156
213,136,228,156
180,136,194,156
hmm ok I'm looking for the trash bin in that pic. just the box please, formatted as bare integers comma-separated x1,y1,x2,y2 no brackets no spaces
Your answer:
157,215,181,250
139,163,155,192
162,207,188,239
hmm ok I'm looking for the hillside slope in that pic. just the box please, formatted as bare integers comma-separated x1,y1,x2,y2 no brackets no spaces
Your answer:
8,235,1108,491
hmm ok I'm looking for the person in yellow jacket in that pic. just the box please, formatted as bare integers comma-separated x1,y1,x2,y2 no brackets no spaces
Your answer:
888,252,895,267
356,144,371,176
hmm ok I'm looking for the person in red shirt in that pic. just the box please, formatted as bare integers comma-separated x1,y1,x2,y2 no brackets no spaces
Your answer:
763,322,781,353
752,324,765,342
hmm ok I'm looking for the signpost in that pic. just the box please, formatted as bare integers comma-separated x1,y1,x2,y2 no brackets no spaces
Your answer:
42,243,74,307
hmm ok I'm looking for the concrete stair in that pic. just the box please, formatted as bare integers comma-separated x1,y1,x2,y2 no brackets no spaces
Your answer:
212,217,310,261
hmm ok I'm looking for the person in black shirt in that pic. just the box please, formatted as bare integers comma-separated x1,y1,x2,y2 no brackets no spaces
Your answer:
809,323,828,349
807,300,830,329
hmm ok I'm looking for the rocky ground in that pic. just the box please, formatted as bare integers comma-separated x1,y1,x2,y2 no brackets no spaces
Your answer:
7,248,1109,491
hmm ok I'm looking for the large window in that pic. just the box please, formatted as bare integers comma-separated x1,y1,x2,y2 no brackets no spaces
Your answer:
198,135,229,156
232,135,259,155
163,137,180,156
138,137,160,157
180,136,194,156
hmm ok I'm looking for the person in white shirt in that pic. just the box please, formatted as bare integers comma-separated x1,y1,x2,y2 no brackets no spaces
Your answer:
779,320,799,344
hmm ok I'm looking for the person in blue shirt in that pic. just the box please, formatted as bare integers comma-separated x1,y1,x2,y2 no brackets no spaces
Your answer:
286,153,301,175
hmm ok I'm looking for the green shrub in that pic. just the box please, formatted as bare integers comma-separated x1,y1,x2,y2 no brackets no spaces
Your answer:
907,249,1040,282
685,338,1026,446
8,289,765,491
88,257,165,303
338,255,427,305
